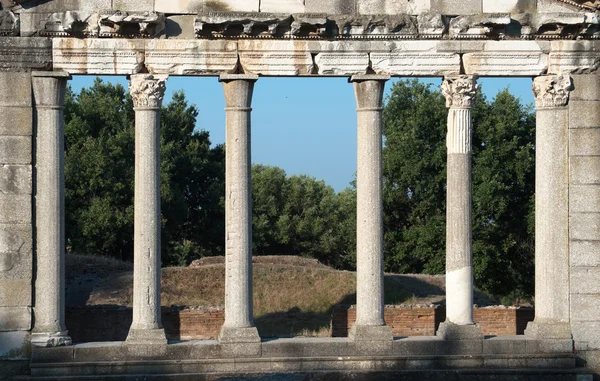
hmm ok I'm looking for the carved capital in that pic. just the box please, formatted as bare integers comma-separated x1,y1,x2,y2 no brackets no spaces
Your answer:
129,74,167,109
533,75,573,109
442,75,478,109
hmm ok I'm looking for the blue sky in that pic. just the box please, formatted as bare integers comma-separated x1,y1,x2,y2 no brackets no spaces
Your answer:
70,76,535,192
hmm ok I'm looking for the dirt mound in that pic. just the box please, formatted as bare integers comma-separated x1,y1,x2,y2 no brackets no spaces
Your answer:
189,255,330,269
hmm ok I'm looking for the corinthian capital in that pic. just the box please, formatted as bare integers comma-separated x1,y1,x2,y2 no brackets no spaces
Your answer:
442,75,478,109
129,74,167,109
533,75,573,109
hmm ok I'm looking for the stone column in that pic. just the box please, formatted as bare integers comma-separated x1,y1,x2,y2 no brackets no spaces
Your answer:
437,75,482,340
31,71,72,347
126,74,168,345
219,74,260,344
348,75,393,342
525,75,573,349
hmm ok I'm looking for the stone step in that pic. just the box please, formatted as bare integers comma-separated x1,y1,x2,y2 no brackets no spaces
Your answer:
18,369,596,381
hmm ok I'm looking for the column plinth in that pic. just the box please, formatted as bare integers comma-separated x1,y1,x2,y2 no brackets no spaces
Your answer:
348,75,393,342
126,74,168,345
31,71,72,348
219,74,260,344
437,75,482,341
525,75,573,350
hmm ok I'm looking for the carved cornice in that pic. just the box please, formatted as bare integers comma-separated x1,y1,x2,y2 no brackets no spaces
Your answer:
129,74,167,109
442,75,478,109
532,74,573,109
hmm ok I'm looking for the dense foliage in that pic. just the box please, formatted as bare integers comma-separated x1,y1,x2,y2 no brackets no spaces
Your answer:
65,78,535,299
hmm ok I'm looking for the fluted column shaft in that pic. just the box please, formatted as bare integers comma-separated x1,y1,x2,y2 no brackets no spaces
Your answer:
126,74,168,345
437,75,482,340
525,75,573,342
219,74,260,344
31,71,72,347
349,75,393,342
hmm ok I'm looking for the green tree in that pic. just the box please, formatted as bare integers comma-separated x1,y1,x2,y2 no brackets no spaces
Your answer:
382,79,536,298
64,79,225,265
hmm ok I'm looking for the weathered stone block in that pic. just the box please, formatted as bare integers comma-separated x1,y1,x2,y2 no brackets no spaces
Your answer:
53,38,144,75
165,16,196,38
483,336,527,354
0,307,31,331
393,337,438,355
0,280,31,307
0,331,30,360
570,185,600,213
571,75,600,102
537,0,579,13
570,101,600,129
357,0,430,14
0,224,32,281
145,39,238,75
571,267,600,294
262,338,355,357
571,240,600,267
435,339,483,355
570,157,600,185
305,0,355,14
0,165,31,195
19,0,111,12
260,0,305,13
0,136,31,165
113,0,154,11
571,213,600,241
0,195,31,225
430,0,481,15
463,41,548,76
203,0,259,12
548,41,600,75
0,37,52,72
572,294,600,321
0,107,33,137
570,129,600,157
572,322,600,351
238,40,313,75
482,0,535,13
156,0,204,14
0,73,31,108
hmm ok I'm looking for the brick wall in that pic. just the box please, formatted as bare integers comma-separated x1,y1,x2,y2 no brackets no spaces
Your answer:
66,305,534,343
331,305,534,337
66,306,225,343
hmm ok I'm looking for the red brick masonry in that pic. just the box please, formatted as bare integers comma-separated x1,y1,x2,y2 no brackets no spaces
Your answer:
66,305,534,343
331,305,535,337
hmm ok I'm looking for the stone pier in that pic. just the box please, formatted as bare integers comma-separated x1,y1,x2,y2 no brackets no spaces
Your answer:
31,71,72,348
348,75,393,342
126,74,168,345
437,75,483,340
219,74,260,345
525,75,573,352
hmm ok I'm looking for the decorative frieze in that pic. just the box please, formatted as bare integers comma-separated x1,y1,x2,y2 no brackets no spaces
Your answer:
195,12,293,38
532,74,573,108
129,74,167,109
449,14,512,39
370,41,460,76
41,11,99,37
463,41,549,76
441,75,478,109
330,14,418,37
238,40,313,75
53,38,144,75
99,11,165,38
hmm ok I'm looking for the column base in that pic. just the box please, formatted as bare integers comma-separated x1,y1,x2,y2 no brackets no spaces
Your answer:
349,324,393,341
219,326,260,344
31,331,72,347
437,321,483,340
126,328,167,345
525,321,572,340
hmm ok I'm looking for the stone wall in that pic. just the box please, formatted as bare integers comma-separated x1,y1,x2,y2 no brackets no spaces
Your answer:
332,305,534,337
0,72,33,361
1,0,583,15
569,74,600,353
